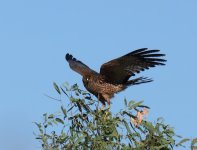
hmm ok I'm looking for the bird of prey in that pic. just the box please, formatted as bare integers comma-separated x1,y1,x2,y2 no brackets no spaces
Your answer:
65,48,166,107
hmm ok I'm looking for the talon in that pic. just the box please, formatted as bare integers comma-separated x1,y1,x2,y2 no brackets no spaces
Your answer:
98,104,105,112
107,104,110,110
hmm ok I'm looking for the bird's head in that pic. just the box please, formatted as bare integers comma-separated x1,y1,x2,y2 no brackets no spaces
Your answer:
82,75,92,85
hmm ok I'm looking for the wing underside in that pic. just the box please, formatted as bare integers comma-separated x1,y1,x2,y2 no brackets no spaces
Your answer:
66,54,97,77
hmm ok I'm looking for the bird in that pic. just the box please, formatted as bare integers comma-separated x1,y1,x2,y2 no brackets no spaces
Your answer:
65,48,166,108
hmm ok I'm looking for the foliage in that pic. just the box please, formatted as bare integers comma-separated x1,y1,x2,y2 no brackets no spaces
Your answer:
35,82,197,150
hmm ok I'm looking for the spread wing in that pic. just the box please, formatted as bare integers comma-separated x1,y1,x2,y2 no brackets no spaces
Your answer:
66,53,97,77
100,48,166,84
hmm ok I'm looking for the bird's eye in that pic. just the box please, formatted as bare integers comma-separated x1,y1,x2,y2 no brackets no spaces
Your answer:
86,77,89,81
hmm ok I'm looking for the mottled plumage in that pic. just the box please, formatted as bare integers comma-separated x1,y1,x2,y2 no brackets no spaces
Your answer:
65,48,166,106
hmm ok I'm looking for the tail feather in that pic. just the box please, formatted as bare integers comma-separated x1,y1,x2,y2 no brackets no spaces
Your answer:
126,77,153,86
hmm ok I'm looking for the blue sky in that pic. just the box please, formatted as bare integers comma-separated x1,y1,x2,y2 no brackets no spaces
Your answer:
0,0,197,149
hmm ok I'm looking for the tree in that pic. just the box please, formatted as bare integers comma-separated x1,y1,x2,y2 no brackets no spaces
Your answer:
34,82,197,150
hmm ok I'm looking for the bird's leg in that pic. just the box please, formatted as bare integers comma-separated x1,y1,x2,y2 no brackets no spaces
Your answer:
98,104,105,113
107,104,111,110
98,94,105,112
104,98,111,119
98,93,100,100
101,104,105,110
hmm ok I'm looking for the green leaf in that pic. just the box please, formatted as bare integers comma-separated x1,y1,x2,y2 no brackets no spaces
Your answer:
143,121,155,133
74,135,86,147
128,100,135,106
47,122,53,126
34,122,42,129
52,119,58,125
176,138,190,147
43,113,48,122
67,105,75,113
57,135,68,144
60,87,68,97
80,100,91,113
71,83,78,91
128,100,144,109
62,82,69,89
70,97,78,102
48,114,54,119
124,98,127,107
156,144,169,149
157,117,164,122
53,82,61,95
61,106,67,118
34,122,43,134
123,120,132,135
191,138,197,149
55,118,64,124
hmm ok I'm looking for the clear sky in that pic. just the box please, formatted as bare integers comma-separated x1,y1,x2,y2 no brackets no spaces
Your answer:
0,0,197,149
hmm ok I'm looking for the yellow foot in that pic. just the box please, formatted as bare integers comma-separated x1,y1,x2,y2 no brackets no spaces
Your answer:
107,104,110,110
98,104,105,113
104,104,111,120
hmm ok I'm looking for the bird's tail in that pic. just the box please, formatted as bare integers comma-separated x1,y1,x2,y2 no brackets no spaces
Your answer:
126,77,153,86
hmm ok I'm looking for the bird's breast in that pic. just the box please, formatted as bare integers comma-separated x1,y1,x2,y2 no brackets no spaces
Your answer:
84,79,124,95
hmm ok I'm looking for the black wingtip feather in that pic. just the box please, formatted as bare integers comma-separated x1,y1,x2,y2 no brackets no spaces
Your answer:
143,53,165,57
65,53,73,61
127,48,166,59
130,48,167,66
136,49,160,55
65,53,78,62
126,77,153,86
65,53,79,62
129,48,148,55
65,53,89,68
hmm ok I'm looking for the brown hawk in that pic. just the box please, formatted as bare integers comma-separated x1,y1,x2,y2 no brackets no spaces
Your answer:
66,48,166,107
